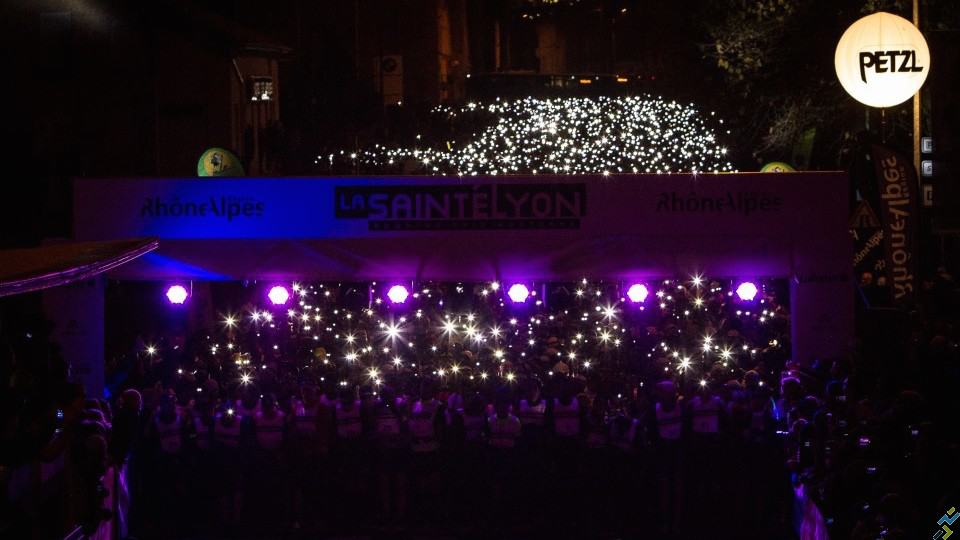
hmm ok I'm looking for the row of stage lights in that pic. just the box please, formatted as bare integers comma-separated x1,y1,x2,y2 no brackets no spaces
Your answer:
163,280,761,306
164,284,296,306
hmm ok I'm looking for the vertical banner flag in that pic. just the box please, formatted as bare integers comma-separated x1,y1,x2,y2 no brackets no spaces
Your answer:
871,144,919,302
849,200,884,280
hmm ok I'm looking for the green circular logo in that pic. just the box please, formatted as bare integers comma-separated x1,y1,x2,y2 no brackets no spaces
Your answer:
760,161,796,173
197,147,244,177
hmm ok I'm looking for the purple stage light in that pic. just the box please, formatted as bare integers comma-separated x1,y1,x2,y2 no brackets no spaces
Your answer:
268,285,290,305
507,283,530,303
626,283,649,303
736,281,759,301
165,285,188,304
387,284,410,304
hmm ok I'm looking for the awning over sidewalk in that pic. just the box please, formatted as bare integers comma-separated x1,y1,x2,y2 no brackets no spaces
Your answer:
0,238,158,297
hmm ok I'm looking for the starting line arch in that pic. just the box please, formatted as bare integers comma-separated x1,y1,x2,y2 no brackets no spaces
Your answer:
68,173,850,395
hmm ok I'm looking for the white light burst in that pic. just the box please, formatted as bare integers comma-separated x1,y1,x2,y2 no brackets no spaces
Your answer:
222,314,237,328
341,96,734,175
383,321,403,341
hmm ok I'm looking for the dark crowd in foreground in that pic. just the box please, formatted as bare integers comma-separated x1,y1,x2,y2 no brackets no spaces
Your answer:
3,273,960,539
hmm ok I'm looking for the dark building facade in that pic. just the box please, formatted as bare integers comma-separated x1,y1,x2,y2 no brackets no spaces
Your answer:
1,1,289,247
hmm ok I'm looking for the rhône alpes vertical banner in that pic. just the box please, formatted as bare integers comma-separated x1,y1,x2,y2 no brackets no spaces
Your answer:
871,144,920,302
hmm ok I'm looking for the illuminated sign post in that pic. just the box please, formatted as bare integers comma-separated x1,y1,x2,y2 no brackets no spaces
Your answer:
834,11,930,108
836,12,925,304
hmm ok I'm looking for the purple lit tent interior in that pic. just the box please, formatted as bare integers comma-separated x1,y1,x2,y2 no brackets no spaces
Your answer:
67,174,851,396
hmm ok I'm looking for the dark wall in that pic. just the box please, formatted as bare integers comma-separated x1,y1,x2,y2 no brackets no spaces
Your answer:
0,3,158,247
928,30,960,231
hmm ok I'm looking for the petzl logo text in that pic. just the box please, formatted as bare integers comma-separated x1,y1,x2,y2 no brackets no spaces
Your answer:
859,49,924,83
334,183,586,231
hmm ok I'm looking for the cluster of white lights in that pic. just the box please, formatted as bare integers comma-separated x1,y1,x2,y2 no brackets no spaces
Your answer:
332,96,734,175
154,277,784,391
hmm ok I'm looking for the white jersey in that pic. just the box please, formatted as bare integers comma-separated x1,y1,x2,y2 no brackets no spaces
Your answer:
655,402,683,441
155,412,182,454
192,413,213,450
610,417,639,452
409,399,440,452
445,393,464,425
690,395,721,434
335,400,363,440
463,413,487,443
235,398,260,418
255,411,285,450
373,405,404,447
518,399,547,426
553,398,580,437
488,414,522,449
292,400,322,438
750,398,774,435
213,414,242,448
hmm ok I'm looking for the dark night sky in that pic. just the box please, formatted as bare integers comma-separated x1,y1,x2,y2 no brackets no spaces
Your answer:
1,0,958,248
